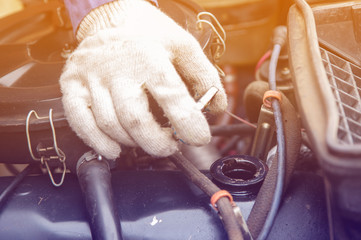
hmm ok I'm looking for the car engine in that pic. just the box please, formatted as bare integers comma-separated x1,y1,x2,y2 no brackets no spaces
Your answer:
0,0,359,239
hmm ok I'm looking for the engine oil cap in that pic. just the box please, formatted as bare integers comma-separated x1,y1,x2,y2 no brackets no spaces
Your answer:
210,154,268,200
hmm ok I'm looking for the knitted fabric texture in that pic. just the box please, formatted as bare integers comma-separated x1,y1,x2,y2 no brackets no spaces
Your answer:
60,0,227,159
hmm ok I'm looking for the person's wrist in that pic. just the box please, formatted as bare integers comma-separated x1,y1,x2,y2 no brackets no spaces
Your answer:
76,0,128,42
76,0,157,42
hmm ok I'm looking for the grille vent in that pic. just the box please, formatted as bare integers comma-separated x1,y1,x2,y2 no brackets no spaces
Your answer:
320,47,361,145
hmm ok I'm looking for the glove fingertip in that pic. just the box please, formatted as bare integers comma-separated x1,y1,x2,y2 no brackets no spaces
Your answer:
207,91,228,114
145,139,179,157
174,113,212,147
95,142,122,160
184,130,211,146
142,128,179,157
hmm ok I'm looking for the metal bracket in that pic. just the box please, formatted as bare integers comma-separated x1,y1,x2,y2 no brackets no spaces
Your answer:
76,150,103,172
232,204,253,240
250,105,276,161
26,109,67,187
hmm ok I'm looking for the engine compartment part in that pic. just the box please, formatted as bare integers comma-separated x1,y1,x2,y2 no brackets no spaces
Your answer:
170,151,249,240
210,154,268,200
320,46,361,146
77,152,122,240
244,80,301,239
314,1,361,67
0,170,328,240
0,0,347,239
193,0,281,65
288,0,361,238
0,164,35,208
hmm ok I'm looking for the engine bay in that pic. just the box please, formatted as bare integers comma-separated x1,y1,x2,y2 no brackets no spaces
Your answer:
1,0,360,239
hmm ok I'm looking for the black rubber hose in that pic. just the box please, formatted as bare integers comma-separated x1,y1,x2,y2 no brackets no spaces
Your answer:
77,159,122,240
245,81,301,238
0,164,36,209
171,151,251,240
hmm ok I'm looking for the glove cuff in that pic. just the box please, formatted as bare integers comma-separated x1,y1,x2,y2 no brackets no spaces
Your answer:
76,0,156,42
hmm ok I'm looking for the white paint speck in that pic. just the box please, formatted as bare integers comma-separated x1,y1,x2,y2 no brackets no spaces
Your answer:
150,216,162,226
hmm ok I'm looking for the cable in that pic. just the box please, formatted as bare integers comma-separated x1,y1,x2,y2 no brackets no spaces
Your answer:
257,96,285,240
255,50,272,74
257,27,287,240
0,164,36,208
268,45,282,91
225,110,257,129
170,151,252,240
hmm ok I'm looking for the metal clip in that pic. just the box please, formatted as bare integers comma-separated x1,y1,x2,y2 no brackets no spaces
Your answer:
26,109,67,187
196,12,226,63
76,150,103,172
232,204,253,240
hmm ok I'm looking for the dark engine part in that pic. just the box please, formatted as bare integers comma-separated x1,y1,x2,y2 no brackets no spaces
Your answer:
210,154,268,200
0,0,337,239
0,170,328,240
288,1,361,239
77,153,122,240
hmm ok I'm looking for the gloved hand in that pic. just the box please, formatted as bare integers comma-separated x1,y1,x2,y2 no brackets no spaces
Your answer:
60,0,227,159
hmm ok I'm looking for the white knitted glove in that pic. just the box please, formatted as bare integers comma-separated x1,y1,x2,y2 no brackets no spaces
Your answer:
60,0,227,159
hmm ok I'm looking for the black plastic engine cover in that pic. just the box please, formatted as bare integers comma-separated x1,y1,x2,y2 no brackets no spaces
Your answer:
0,170,328,240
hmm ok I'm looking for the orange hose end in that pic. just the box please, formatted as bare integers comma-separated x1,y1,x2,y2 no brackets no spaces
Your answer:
263,90,282,108
210,190,234,211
